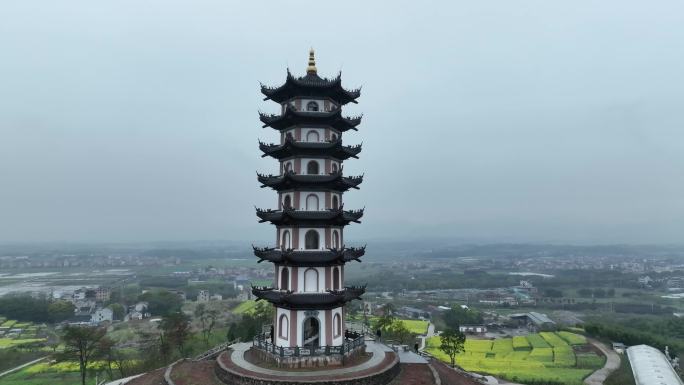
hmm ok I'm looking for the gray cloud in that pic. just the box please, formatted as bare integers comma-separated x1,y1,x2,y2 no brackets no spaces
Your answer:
0,0,683,243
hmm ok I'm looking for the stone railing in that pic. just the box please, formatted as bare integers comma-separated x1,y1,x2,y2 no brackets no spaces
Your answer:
193,339,239,361
252,331,364,358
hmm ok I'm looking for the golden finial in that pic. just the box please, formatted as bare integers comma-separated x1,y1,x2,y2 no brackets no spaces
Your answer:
306,48,317,74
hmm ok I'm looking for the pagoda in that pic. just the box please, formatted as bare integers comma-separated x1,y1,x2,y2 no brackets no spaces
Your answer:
252,49,366,365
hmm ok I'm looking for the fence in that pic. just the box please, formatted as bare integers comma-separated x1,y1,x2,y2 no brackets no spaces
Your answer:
252,331,364,358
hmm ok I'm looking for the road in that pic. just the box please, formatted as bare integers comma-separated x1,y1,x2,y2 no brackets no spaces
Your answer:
0,356,48,379
584,338,621,385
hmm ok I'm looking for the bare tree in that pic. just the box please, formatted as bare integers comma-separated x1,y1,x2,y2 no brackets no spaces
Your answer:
195,304,219,346
58,325,111,385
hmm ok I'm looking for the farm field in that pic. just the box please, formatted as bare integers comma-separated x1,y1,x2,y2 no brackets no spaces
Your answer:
0,361,103,385
0,319,47,349
425,331,604,385
396,319,429,335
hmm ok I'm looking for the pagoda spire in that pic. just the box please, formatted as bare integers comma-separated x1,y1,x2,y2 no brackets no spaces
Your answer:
307,48,317,74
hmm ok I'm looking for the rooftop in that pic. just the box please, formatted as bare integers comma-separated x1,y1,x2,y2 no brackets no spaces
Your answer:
627,344,683,385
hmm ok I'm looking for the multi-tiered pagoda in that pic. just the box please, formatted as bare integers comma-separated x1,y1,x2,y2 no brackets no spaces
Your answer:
252,50,366,363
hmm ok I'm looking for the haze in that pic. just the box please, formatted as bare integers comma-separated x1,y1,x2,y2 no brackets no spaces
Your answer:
1,0,683,244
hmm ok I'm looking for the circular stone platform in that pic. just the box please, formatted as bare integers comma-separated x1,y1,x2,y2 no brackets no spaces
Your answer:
214,340,400,385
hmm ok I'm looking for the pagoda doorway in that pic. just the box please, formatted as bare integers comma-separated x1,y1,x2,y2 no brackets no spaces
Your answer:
302,317,320,350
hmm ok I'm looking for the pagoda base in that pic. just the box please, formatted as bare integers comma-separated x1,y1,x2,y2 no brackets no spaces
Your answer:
251,332,366,369
250,345,367,369
214,340,400,385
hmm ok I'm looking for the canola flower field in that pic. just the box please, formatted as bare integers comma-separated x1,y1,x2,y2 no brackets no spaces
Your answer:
426,331,604,385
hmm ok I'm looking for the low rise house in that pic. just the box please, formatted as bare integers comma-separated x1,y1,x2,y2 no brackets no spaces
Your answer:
459,325,487,334
510,311,556,332
197,290,210,302
397,306,430,319
91,308,114,324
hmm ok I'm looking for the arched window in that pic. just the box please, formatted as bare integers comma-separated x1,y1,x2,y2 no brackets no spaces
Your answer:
280,267,289,290
331,163,338,173
333,313,341,337
305,230,319,249
331,133,338,141
279,314,289,339
306,101,319,112
285,132,294,141
332,231,339,249
284,162,293,173
333,266,340,290
281,230,291,250
283,195,292,209
307,161,319,175
304,268,319,292
332,195,339,210
306,194,319,211
306,130,320,142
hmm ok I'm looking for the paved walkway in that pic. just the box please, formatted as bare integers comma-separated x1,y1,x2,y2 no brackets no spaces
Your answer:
584,338,620,385
418,322,436,351
397,349,427,363
103,374,143,385
228,340,393,377
0,357,47,379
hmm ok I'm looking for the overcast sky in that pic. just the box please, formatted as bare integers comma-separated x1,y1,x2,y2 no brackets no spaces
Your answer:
1,0,683,244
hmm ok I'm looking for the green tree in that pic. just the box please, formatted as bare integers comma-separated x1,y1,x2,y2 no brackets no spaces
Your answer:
226,322,237,342
439,328,466,367
47,300,75,322
442,306,483,330
58,326,111,385
376,313,396,332
160,312,191,356
0,294,50,322
139,290,183,316
252,301,275,325
107,303,125,320
389,321,412,344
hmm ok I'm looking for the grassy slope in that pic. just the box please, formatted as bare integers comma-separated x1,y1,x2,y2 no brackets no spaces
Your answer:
604,353,636,385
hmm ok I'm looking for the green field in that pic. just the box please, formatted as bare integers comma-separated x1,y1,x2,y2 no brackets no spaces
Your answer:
232,300,258,314
0,338,47,348
367,317,430,335
558,331,587,345
426,332,603,385
0,320,46,349
397,319,429,335
0,361,107,385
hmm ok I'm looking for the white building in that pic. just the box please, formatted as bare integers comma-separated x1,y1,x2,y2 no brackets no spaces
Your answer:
197,290,210,302
91,308,114,324
459,325,487,334
627,344,683,385
134,302,148,312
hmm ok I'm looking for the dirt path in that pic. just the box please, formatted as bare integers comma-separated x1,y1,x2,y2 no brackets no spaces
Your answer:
584,338,621,385
0,356,47,378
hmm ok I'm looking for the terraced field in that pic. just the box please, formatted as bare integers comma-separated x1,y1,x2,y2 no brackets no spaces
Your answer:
426,331,604,385
0,319,46,349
